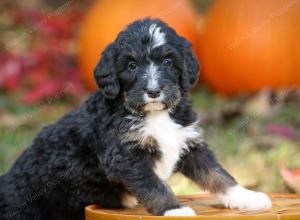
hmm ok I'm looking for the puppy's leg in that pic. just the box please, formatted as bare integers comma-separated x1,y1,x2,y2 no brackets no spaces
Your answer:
105,151,195,216
178,142,272,210
121,173,195,216
121,192,194,215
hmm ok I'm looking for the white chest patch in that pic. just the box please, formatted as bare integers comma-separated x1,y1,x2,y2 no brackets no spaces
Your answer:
141,111,201,181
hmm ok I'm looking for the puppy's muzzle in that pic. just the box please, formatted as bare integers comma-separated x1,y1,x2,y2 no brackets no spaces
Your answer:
144,91,165,112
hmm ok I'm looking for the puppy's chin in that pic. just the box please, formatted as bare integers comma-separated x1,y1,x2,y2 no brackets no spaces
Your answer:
144,102,165,112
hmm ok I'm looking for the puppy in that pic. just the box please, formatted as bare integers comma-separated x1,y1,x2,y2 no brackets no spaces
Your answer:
0,18,272,220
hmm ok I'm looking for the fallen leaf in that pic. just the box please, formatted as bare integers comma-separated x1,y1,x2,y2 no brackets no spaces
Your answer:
280,166,300,193
266,124,297,140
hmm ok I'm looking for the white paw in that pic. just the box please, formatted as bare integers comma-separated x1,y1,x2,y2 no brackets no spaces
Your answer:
217,185,272,210
164,206,196,216
122,194,138,208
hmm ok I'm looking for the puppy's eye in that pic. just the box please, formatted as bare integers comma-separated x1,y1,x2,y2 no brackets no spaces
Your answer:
127,61,137,71
162,58,172,67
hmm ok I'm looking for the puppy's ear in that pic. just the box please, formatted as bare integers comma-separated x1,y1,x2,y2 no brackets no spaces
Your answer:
181,41,200,92
94,43,120,99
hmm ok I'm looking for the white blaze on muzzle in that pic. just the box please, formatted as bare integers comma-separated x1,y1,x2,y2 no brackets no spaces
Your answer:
146,62,159,91
144,62,165,111
143,23,166,111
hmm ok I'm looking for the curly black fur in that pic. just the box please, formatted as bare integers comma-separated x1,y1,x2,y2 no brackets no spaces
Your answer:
0,19,236,220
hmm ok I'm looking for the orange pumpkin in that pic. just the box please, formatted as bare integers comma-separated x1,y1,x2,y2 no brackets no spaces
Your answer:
78,0,199,90
198,0,300,96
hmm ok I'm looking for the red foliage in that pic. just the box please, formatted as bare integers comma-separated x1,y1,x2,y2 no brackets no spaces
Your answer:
0,7,87,104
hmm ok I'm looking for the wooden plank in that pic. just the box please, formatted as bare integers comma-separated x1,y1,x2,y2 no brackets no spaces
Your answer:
86,194,300,220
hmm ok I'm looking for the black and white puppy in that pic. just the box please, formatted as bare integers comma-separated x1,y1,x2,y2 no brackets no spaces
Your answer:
0,19,272,220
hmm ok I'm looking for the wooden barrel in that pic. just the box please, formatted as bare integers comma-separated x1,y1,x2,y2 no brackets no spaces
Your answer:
86,194,300,220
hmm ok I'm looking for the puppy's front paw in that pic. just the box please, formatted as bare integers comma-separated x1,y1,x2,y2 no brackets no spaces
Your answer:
217,185,272,210
164,206,196,216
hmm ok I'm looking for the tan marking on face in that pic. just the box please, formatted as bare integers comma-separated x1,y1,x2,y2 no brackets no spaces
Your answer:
122,193,138,208
123,92,128,102
144,103,165,112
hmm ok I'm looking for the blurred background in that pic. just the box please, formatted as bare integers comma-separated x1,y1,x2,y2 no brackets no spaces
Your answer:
0,0,300,195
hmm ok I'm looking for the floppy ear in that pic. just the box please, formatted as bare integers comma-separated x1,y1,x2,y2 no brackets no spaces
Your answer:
94,43,120,99
181,42,201,92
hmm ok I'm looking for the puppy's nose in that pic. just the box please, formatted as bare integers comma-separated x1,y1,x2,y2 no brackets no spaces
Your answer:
146,88,161,98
